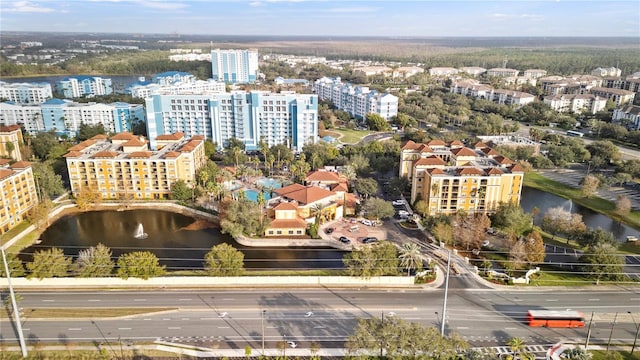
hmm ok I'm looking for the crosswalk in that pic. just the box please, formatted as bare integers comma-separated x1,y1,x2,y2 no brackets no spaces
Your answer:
473,344,550,359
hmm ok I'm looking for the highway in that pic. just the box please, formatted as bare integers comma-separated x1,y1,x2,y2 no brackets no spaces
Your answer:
2,288,640,353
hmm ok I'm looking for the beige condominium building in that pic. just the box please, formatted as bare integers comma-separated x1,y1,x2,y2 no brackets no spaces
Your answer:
399,140,524,216
0,124,24,161
0,160,38,234
64,131,206,200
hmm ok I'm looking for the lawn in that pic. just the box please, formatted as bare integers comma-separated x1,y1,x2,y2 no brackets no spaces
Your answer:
325,128,374,144
591,350,640,359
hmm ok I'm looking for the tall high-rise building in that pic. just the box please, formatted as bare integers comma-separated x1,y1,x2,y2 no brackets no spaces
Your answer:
210,49,259,84
145,90,318,152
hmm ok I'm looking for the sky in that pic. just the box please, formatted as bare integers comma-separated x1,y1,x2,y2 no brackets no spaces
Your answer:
1,0,639,37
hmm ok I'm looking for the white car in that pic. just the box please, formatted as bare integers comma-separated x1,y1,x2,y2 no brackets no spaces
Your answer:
392,199,405,206
361,219,374,226
397,210,410,217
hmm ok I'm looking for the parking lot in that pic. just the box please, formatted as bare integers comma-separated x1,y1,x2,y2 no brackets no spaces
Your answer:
321,217,388,246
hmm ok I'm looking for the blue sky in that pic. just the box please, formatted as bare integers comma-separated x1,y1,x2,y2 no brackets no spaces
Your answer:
1,0,639,37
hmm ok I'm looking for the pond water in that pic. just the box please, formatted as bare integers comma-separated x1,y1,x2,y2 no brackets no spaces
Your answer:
20,209,345,271
520,187,639,241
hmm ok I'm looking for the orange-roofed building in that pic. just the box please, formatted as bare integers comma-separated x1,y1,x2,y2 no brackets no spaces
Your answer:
264,201,307,237
303,169,348,188
400,139,524,215
0,124,24,161
0,161,37,234
64,131,205,200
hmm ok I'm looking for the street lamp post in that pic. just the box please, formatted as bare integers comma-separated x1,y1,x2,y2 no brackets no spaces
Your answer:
585,312,594,349
607,312,619,352
629,311,639,354
1,247,28,358
440,249,451,337
261,310,266,356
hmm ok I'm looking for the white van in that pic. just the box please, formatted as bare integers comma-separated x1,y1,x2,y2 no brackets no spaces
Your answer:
349,225,359,232
361,219,374,226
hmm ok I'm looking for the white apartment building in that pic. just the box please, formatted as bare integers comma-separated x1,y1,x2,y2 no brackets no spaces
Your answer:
543,94,607,114
0,81,53,104
590,87,636,106
145,90,318,152
313,77,398,120
523,69,548,79
211,49,259,84
613,105,640,130
0,102,44,133
429,67,459,77
486,68,520,77
451,79,534,107
56,76,113,98
459,67,487,76
591,67,622,77
129,79,226,98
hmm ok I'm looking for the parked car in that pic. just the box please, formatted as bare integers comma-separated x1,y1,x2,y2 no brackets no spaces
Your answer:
362,237,378,244
397,210,410,217
325,227,334,234
486,227,495,234
361,219,374,226
339,236,351,244
392,199,406,206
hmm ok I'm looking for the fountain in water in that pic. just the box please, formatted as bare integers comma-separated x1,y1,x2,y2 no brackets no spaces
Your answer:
133,223,148,239
561,199,573,213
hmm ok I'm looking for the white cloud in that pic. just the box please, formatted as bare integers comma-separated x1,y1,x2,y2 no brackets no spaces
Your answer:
3,1,56,13
328,6,379,13
249,1,263,6
135,0,188,10
491,13,544,21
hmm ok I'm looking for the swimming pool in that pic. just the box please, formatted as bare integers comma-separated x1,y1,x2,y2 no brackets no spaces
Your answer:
256,178,283,190
238,189,272,202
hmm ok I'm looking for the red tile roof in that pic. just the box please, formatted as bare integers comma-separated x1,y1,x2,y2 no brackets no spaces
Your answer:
164,151,181,158
493,155,513,165
64,151,83,158
401,140,419,150
481,148,500,156
92,151,119,158
473,141,488,149
122,138,146,147
9,161,31,169
277,185,335,205
416,144,433,153
451,147,477,157
275,183,306,196
457,167,485,175
268,218,308,229
0,159,11,166
305,170,342,182
487,167,504,175
509,164,525,172
415,156,446,166
156,132,185,141
427,168,446,175
448,140,464,147
274,202,298,211
128,151,153,158
0,169,14,180
90,134,108,140
0,125,21,133
110,132,137,141
426,139,446,146
330,183,349,192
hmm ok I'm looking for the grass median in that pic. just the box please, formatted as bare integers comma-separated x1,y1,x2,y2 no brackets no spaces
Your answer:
1,307,177,319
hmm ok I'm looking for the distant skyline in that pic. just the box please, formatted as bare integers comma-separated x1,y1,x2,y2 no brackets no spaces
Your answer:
1,0,639,38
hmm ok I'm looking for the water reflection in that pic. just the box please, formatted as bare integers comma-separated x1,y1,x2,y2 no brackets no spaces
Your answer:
21,210,345,271
520,187,639,241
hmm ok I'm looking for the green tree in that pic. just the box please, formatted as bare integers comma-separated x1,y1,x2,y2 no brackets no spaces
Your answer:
579,243,624,283
614,195,632,215
343,241,399,277
399,242,423,276
0,252,25,277
431,221,454,245
577,228,617,248
76,123,106,141
490,202,532,237
32,161,65,200
30,130,59,160
75,187,102,210
4,141,16,159
220,199,266,238
204,243,245,276
73,243,115,277
366,113,391,131
413,199,428,217
523,230,545,266
362,198,395,221
541,206,586,242
27,199,53,231
353,178,379,198
586,140,620,167
346,316,469,359
26,248,72,279
116,251,166,280
170,180,192,201
563,347,592,360
506,337,533,360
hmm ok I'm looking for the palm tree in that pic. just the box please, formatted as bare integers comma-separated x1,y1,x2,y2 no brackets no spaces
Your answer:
311,203,323,224
399,243,423,276
506,337,532,359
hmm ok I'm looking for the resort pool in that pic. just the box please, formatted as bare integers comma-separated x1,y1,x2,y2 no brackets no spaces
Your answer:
256,178,283,190
241,189,273,202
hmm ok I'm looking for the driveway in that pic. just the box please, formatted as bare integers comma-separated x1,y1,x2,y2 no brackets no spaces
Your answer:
320,218,388,246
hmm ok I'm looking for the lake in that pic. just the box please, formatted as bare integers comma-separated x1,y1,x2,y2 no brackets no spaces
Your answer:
20,209,346,271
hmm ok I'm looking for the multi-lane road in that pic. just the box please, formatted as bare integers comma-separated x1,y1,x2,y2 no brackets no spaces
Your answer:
2,287,639,355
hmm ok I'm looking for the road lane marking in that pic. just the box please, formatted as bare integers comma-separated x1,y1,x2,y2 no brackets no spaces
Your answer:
118,328,132,330
42,300,55,302
181,318,190,320
631,298,640,301
267,326,277,329
222,298,234,301
200,317,217,320
457,327,469,330
588,299,600,301
168,327,181,330
512,299,523,302
68,328,82,331
314,326,326,329
87,299,101,302
143,318,151,321
134,299,147,302
217,326,230,329
179,298,192,301
546,299,558,302
505,327,516,330
162,318,171,321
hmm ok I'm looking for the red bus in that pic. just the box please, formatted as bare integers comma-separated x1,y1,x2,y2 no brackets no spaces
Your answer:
526,310,585,328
